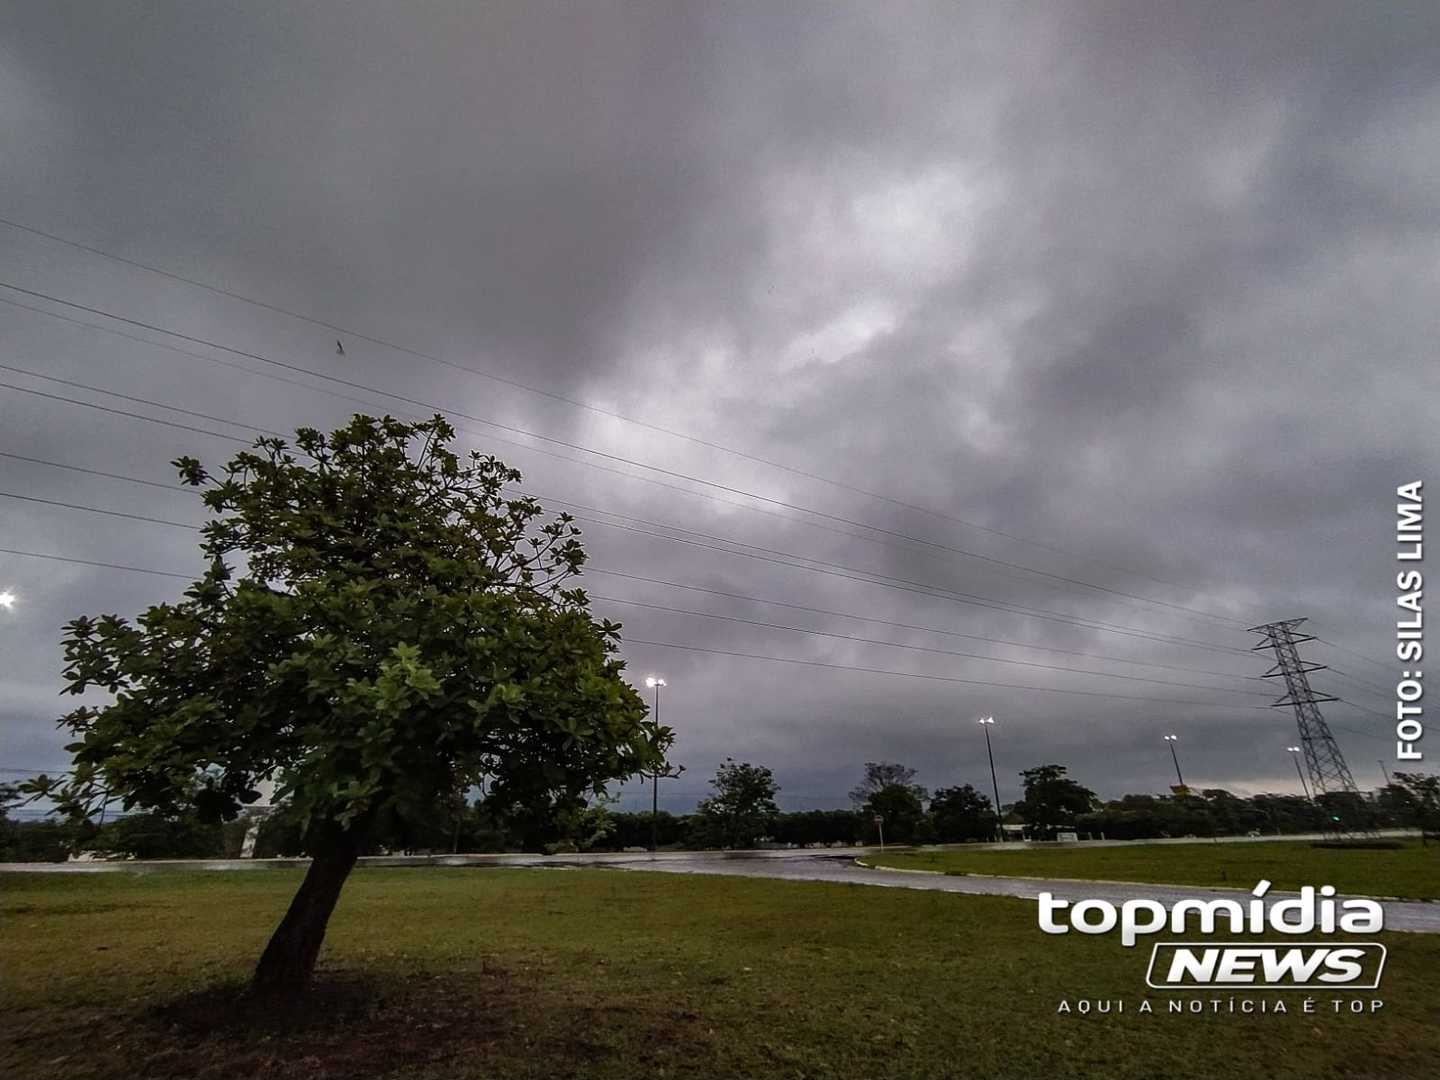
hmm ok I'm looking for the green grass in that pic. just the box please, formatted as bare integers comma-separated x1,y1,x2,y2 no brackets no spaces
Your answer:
2,866,1437,1079
866,839,1440,899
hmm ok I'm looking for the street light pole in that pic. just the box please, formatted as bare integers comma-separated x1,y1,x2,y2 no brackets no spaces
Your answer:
645,675,667,853
1163,735,1185,789
1287,745,1313,801
979,716,1002,843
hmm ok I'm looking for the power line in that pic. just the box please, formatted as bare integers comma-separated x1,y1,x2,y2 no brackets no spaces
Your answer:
534,489,1248,638
1,494,1257,696
8,292,1004,589
5,358,1366,759
1323,667,1393,702
2,291,1229,630
622,638,1277,710
0,361,283,438
4,382,1255,658
0,537,1269,711
0,293,404,420
590,593,1274,697
0,452,198,495
0,212,1247,607
0,380,250,444
1315,638,1394,678
0,292,1263,649
1335,698,1392,722
575,514,1254,656
0,550,1385,752
0,524,1263,688
0,491,200,531
584,568,1261,681
0,547,192,580
0,278,1251,633
1,336,1204,622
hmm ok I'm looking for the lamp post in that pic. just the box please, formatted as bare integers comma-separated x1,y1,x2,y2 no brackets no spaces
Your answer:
978,716,1003,843
1287,745,1313,801
1162,734,1185,789
645,675,668,852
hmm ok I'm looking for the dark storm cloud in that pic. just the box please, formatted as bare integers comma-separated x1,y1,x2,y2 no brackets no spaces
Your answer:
2,1,1434,808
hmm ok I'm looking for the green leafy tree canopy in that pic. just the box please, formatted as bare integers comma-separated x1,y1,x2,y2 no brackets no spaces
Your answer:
693,758,781,849
27,414,666,988
929,784,994,842
1013,764,1097,838
850,762,928,843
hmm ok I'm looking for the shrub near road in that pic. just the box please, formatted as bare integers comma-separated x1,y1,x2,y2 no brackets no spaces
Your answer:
869,839,1440,900
4,868,1439,1080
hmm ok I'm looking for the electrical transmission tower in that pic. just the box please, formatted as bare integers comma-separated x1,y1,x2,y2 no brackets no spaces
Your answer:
1249,619,1365,824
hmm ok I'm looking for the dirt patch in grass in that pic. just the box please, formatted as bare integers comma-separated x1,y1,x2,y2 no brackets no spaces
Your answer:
12,967,712,1080
147,971,515,1078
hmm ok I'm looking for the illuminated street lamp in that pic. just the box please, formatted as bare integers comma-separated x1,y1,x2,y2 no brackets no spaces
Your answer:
978,716,1003,843
0,589,16,611
1286,745,1314,801
643,676,683,852
1162,734,1185,789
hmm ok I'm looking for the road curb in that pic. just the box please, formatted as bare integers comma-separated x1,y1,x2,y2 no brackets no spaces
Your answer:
852,858,942,875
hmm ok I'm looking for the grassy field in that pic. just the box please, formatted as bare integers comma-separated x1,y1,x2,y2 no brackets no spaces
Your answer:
866,839,1440,899
3,866,1437,1079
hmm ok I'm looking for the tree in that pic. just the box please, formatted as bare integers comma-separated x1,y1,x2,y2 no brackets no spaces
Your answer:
0,782,91,862
1314,790,1376,833
89,812,225,859
1199,789,1267,836
27,415,665,990
1387,772,1440,837
849,762,925,806
867,785,927,842
604,810,687,850
929,784,994,842
771,810,863,847
1249,793,1324,835
1012,765,1097,839
851,762,929,843
692,759,780,849
549,796,617,853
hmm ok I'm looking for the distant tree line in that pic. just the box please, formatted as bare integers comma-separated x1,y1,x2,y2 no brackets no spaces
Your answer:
5,767,1438,862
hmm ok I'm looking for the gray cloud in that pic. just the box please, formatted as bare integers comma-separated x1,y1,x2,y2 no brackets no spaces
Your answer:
2,1,1432,810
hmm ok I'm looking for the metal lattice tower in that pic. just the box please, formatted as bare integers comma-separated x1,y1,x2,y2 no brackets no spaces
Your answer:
1248,618,1361,798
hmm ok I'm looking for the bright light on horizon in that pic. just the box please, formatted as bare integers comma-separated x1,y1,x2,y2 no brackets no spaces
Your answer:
0,590,16,611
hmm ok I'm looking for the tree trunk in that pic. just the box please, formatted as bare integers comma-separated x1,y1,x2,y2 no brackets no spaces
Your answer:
251,830,359,991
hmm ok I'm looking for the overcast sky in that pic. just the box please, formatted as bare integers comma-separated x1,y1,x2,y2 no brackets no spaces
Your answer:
2,1,1434,813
